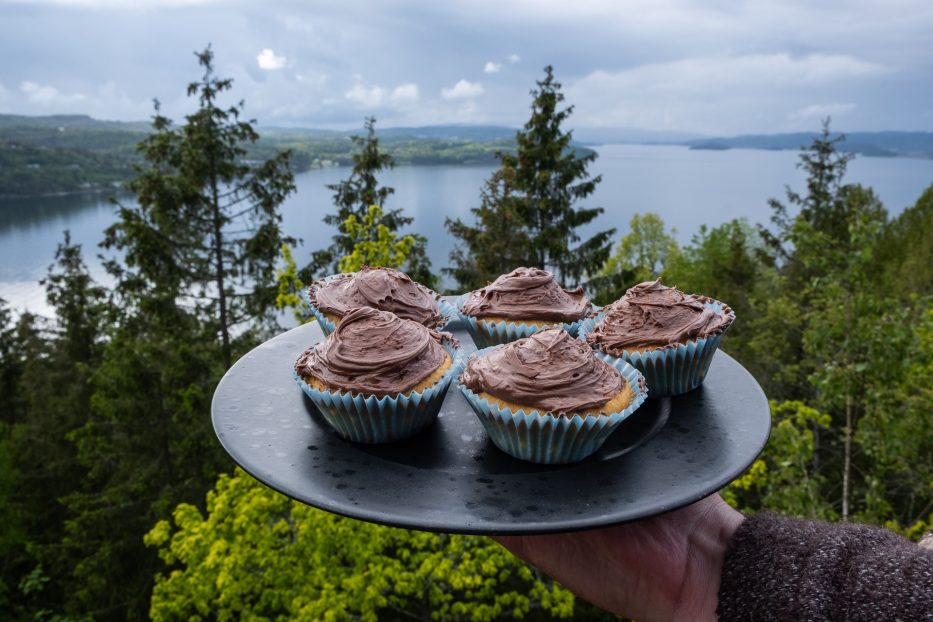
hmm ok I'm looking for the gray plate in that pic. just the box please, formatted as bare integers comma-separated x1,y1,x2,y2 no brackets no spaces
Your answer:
212,316,770,534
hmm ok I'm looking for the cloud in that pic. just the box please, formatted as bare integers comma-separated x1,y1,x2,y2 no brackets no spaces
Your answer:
484,62,502,74
257,48,286,70
344,82,418,108
20,81,86,105
566,53,890,131
10,0,219,6
441,79,484,100
345,83,386,108
509,54,521,64
788,102,857,121
295,72,329,87
575,53,888,95
391,83,419,103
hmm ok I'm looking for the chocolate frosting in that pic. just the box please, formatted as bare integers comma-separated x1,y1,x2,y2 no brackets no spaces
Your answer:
587,280,733,353
460,267,593,322
295,307,456,396
460,327,624,415
309,266,445,328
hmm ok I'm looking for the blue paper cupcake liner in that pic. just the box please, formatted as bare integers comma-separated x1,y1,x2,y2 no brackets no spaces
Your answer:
577,301,734,397
302,285,338,335
455,298,593,349
302,273,456,336
459,347,648,464
294,340,465,444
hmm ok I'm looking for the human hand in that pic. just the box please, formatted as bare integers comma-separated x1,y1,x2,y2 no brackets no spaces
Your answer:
492,494,744,622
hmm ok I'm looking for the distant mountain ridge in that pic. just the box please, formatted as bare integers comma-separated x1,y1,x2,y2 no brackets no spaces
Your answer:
3,114,932,198
3,115,931,158
0,113,151,133
687,131,933,158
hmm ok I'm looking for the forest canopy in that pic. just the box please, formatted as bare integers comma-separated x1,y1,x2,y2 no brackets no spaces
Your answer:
1,53,932,622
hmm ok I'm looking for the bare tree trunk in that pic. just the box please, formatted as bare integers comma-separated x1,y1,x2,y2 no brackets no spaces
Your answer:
211,174,230,370
813,423,820,473
842,393,853,521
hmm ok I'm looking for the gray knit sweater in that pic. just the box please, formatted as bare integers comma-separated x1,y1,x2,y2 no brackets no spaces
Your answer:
717,513,933,621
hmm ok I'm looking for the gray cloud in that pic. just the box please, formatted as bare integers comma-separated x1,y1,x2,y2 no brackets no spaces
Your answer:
0,0,931,133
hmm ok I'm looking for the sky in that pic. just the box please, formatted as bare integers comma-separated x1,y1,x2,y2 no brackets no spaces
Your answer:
1,0,932,135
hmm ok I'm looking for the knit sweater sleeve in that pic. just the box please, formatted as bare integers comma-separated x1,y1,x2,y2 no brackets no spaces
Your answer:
717,512,933,621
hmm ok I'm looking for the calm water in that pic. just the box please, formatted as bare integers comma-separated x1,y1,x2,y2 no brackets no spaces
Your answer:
2,144,932,315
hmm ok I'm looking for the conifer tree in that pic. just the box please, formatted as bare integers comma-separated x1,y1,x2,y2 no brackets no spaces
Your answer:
58,47,289,620
445,167,532,290
447,66,614,288
308,117,434,286
104,46,295,369
1,235,107,620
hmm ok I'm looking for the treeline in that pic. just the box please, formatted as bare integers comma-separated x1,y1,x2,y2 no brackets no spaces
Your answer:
0,115,536,198
592,126,933,530
687,129,933,158
1,50,932,622
0,141,137,196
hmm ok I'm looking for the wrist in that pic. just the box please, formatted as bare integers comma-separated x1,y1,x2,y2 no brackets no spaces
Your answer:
673,495,745,622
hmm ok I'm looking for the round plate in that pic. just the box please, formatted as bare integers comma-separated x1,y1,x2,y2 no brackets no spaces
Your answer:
212,317,770,535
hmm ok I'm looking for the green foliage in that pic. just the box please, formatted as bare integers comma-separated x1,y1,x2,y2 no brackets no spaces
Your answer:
308,117,435,288
605,213,679,282
60,308,228,620
445,167,533,291
447,66,614,289
765,118,856,271
0,141,136,197
274,244,306,324
0,115,527,198
4,83,933,622
588,213,680,303
572,122,933,541
880,182,933,297
853,305,933,534
103,46,295,369
25,47,285,621
724,401,836,520
0,236,109,621
146,469,574,622
338,205,418,273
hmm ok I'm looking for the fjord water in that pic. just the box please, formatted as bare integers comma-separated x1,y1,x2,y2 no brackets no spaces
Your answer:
2,144,932,315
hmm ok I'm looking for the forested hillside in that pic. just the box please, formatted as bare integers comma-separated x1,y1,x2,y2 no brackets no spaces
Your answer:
0,115,525,198
1,56,931,622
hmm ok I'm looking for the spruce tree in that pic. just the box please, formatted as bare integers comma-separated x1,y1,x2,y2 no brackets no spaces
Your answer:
1,235,106,621
58,47,289,620
445,168,532,290
764,117,863,279
447,65,614,288
104,46,295,369
307,117,434,287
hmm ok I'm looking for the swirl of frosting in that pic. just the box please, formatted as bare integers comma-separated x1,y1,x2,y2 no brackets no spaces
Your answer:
460,267,592,322
587,280,734,354
295,307,456,396
460,327,623,414
309,266,445,327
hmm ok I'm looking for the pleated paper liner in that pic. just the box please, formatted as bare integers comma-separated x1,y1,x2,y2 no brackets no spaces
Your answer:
577,300,734,397
295,339,465,444
455,297,594,349
459,348,648,464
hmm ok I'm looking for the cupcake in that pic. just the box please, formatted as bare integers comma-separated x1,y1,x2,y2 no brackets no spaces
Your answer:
457,267,594,348
294,306,463,443
307,265,449,335
581,279,735,396
459,327,647,464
